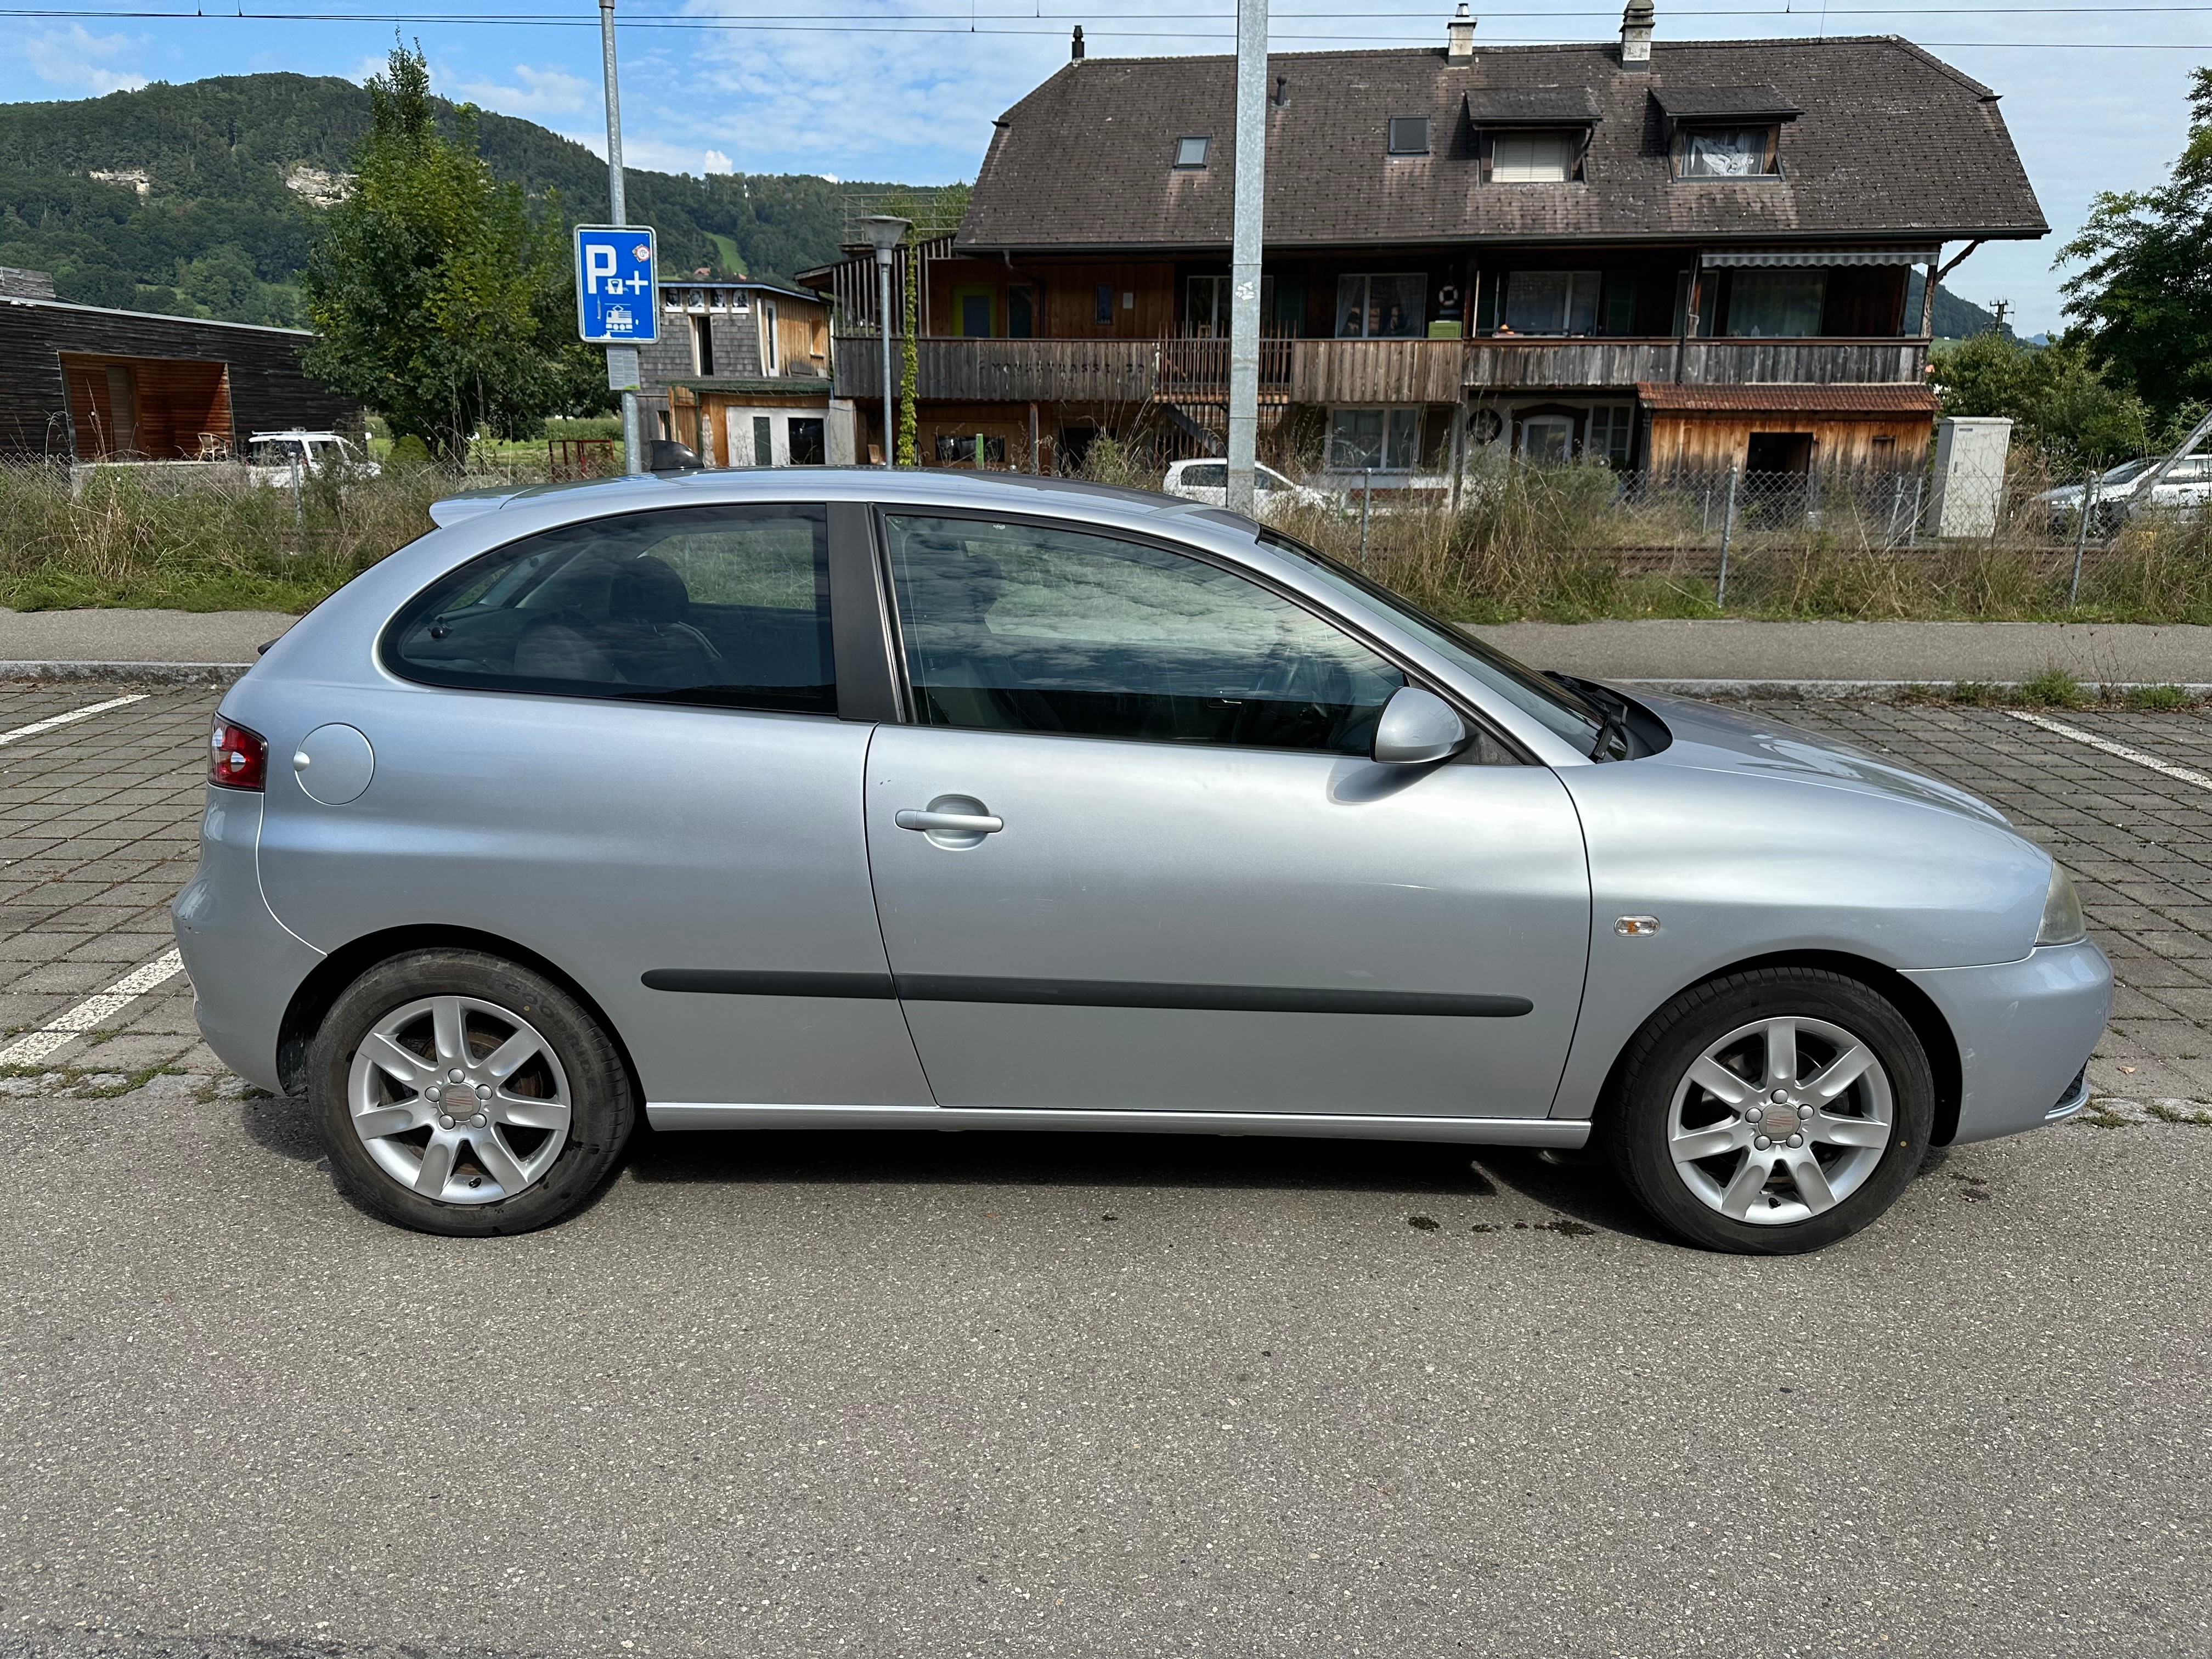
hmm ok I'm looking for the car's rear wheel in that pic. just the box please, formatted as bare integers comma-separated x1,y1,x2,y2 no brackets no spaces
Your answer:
309,949,634,1235
1604,968,1934,1254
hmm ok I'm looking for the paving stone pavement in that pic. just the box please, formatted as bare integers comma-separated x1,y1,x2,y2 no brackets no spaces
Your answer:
1748,699,2212,1106
0,684,2204,1114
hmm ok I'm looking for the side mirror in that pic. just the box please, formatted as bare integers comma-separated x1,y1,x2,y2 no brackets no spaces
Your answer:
1372,685,1472,766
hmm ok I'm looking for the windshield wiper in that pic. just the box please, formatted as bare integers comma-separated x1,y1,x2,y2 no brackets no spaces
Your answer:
1545,671,1637,761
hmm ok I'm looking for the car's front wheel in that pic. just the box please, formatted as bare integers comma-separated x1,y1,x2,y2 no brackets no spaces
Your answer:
309,949,635,1235
1604,968,1934,1254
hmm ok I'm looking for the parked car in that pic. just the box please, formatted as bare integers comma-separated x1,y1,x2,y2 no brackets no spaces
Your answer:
1163,459,1336,516
244,428,380,487
176,470,2109,1253
2034,454,2212,530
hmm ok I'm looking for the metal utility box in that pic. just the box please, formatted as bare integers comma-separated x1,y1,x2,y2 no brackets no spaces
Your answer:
1923,415,2012,538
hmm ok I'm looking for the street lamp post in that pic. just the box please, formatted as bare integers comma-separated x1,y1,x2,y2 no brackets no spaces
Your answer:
857,215,911,467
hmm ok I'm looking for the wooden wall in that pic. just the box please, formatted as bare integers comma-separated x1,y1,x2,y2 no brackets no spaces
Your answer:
1646,411,1936,473
59,353,231,460
1,302,357,461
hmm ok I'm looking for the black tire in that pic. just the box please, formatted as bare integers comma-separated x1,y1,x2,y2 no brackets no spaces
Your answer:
1601,968,1934,1255
309,949,635,1236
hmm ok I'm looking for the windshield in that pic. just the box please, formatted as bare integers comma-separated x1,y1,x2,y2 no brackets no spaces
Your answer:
2101,459,2155,487
1255,529,1606,751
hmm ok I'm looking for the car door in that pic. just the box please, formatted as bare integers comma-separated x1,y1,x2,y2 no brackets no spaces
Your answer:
255,498,933,1111
862,508,1591,1119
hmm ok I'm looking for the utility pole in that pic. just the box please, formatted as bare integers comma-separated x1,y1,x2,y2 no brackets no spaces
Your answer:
1223,0,1269,516
599,0,643,475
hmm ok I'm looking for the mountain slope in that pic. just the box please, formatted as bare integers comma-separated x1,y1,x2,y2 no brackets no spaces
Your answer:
0,72,910,325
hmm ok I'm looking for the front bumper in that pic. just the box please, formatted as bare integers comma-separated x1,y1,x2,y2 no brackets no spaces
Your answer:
1903,939,2113,1144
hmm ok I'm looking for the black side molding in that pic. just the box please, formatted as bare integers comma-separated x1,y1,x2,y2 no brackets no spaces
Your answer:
644,969,1528,1018
641,969,896,999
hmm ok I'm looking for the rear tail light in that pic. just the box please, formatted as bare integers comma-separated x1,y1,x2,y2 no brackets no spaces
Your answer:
209,719,268,791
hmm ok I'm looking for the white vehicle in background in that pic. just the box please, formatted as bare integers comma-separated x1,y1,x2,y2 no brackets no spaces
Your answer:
1162,459,1338,517
2034,454,2212,530
245,430,380,487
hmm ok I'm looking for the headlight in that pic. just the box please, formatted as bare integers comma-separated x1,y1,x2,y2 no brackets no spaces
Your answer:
2036,864,2087,946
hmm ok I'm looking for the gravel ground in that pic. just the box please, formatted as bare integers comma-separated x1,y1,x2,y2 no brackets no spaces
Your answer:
1,686,2207,1659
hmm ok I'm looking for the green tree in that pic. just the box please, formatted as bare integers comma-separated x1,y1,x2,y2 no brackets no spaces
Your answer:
302,45,605,465
2059,66,2212,421
1931,332,2154,470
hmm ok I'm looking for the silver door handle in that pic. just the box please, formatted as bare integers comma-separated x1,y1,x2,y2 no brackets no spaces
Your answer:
895,809,1003,835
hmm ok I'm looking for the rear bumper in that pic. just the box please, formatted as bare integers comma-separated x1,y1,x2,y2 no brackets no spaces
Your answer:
170,788,323,1094
1903,940,2112,1145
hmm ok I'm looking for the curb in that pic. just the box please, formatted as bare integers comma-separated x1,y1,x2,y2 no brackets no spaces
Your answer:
0,661,251,685
1618,679,2212,701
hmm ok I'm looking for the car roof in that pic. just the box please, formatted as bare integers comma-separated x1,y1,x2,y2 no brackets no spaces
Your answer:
427,466,1205,527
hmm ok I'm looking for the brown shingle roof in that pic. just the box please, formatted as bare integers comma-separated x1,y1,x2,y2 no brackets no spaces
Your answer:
1637,381,1938,413
957,36,2044,253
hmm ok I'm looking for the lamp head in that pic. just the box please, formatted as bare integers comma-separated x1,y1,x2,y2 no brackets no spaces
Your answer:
858,214,911,263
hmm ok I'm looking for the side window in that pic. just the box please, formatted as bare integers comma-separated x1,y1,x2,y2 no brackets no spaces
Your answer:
385,504,835,714
883,514,1405,754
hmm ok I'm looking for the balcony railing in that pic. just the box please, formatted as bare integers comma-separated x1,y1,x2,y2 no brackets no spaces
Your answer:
832,334,1929,404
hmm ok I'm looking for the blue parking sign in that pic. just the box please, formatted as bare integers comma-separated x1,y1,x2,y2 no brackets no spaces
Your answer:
574,224,657,344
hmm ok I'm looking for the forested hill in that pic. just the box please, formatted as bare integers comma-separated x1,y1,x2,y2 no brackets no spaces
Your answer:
0,72,916,326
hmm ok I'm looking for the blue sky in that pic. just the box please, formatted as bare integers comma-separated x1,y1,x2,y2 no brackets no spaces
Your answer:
6,1,2205,334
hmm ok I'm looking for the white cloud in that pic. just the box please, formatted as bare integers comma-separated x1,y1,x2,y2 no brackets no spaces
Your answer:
27,25,148,95
702,149,733,174
444,62,595,117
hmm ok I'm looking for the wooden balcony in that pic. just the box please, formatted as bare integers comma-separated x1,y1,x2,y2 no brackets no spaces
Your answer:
833,334,1929,405
1463,336,1928,392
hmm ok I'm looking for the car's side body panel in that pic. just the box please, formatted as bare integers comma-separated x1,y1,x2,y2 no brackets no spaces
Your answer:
1550,758,2056,1121
237,674,934,1109
864,724,1591,1116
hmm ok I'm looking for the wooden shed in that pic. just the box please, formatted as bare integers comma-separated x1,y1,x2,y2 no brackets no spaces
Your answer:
1636,381,1939,475
1,279,358,463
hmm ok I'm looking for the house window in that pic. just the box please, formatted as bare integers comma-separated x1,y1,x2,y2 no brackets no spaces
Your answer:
1095,284,1114,325
1387,116,1430,156
1727,270,1825,337
1587,405,1635,466
760,299,780,374
1008,285,1034,338
788,417,826,466
1500,270,1601,336
1175,136,1210,169
934,433,1009,466
1520,415,1575,465
690,314,714,377
1490,131,1578,183
1678,126,1778,178
1334,273,1425,339
1186,274,1276,337
1328,407,1421,472
752,414,773,467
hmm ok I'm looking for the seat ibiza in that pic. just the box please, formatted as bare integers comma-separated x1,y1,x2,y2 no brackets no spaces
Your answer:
173,469,2110,1252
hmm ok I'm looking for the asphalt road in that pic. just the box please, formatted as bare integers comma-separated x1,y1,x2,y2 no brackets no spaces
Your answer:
1,686,2208,1659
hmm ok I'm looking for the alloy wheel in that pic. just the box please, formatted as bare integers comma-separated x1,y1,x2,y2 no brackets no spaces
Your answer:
346,994,573,1205
1666,1015,1893,1226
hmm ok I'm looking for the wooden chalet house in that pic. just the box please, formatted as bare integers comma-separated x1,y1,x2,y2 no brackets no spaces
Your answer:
803,2,2045,482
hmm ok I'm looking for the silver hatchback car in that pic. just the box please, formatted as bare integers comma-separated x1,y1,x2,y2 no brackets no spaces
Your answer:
174,469,2110,1252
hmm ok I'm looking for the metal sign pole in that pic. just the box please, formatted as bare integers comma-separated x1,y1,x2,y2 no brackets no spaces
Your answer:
1223,0,1269,516
599,0,642,475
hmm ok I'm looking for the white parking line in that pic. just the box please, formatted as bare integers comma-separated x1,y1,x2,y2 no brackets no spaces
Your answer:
2006,710,2212,794
0,949,186,1068
0,693,147,748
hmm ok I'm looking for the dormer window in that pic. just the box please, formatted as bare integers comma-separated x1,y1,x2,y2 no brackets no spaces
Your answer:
1678,125,1779,178
1463,88,1599,185
1491,131,1579,183
1387,116,1430,156
1174,136,1211,169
